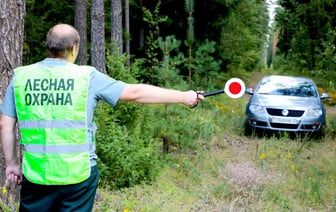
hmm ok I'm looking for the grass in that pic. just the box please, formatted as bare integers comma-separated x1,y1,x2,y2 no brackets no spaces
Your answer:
93,85,336,211
94,134,336,211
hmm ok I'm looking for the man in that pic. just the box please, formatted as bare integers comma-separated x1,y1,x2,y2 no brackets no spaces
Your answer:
0,23,204,211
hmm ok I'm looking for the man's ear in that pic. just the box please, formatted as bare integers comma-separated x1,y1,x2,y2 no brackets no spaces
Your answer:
71,45,78,56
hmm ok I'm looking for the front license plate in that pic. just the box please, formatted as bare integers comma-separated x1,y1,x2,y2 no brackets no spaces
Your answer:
270,116,300,124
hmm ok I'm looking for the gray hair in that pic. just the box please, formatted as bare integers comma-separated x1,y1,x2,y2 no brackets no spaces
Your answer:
46,24,79,58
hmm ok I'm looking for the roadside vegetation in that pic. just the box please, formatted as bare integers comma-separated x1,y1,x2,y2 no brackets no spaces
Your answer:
92,58,336,211
94,89,336,211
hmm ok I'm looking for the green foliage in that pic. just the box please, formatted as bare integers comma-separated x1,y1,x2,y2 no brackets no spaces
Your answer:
24,0,75,64
325,116,336,138
23,0,269,80
95,45,229,189
274,0,336,80
218,0,268,73
152,104,218,153
184,0,195,89
95,48,225,189
95,102,162,189
190,40,223,90
96,53,162,189
141,0,168,84
311,28,336,91
157,36,186,88
156,35,223,91
185,0,195,46
184,0,194,14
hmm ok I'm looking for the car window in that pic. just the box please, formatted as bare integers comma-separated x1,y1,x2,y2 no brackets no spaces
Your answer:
256,78,317,97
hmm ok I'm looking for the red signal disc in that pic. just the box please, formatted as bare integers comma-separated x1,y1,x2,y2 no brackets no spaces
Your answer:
224,78,246,98
228,82,242,94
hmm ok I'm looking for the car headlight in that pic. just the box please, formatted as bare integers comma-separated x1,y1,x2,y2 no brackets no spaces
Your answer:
249,104,264,114
306,108,323,117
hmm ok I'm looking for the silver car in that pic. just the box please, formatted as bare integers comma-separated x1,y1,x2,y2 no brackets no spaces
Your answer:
245,75,329,137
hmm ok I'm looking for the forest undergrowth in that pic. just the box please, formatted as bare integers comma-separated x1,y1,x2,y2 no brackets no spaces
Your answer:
93,73,336,211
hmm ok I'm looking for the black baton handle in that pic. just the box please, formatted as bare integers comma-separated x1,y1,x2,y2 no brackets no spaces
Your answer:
203,89,224,97
190,89,225,108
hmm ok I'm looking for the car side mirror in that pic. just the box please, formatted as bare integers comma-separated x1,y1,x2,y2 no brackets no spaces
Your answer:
245,88,254,95
320,93,330,99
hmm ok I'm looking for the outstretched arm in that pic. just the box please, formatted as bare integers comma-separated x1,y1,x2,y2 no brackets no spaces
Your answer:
119,84,204,107
0,114,22,185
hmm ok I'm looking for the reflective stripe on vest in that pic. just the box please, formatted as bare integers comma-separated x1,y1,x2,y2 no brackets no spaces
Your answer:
14,63,92,185
19,120,86,129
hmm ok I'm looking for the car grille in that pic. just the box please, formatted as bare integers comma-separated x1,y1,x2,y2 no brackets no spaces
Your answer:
266,108,304,117
270,123,298,129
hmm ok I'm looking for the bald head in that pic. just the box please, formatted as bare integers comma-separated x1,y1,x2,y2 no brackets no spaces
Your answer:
46,24,80,60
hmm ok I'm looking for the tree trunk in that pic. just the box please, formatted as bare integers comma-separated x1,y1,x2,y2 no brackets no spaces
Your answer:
91,0,106,73
111,0,123,55
0,1,26,211
74,0,88,65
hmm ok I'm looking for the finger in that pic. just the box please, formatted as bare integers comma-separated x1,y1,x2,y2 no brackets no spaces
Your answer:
6,174,13,183
10,174,16,183
195,91,205,100
16,176,22,185
189,101,198,108
14,175,18,184
7,173,19,184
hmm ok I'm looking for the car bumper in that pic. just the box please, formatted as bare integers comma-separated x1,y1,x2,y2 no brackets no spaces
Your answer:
246,114,325,132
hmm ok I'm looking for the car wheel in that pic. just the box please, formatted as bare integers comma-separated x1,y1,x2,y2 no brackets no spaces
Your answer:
312,129,325,140
244,120,253,136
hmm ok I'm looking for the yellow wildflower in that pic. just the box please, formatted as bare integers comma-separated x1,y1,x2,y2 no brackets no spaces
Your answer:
259,153,267,160
2,186,7,194
290,164,296,171
287,151,291,159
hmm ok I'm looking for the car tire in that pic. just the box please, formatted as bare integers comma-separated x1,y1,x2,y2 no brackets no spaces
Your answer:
312,129,325,140
244,120,253,136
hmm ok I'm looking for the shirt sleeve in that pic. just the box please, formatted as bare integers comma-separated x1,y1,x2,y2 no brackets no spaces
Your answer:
90,70,127,106
1,79,17,118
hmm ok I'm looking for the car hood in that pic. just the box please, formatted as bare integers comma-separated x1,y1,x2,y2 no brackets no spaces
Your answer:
250,94,323,109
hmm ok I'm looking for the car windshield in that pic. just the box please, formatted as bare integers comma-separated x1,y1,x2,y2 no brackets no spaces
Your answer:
256,78,317,97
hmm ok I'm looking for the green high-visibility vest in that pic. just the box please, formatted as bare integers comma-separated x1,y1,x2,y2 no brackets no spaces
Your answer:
14,62,92,185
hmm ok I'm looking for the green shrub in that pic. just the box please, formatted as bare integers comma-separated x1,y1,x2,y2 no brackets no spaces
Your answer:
95,53,163,189
151,104,216,153
326,116,336,138
95,102,162,189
